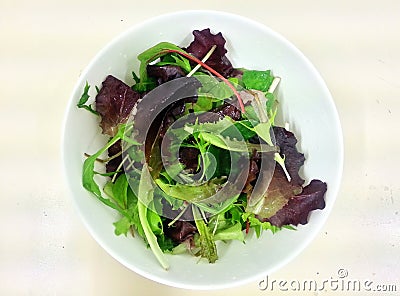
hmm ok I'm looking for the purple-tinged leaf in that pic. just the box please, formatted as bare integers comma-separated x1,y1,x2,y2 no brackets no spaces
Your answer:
185,29,236,78
147,65,185,85
95,75,140,136
273,126,306,186
266,180,327,227
164,220,197,244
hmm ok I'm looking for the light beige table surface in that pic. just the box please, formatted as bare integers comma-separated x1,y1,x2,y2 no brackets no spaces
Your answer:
1,0,399,295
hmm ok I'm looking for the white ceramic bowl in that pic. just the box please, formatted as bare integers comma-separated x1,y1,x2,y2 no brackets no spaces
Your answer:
62,10,343,290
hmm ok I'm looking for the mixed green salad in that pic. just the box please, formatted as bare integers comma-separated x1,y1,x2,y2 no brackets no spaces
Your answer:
78,28,327,270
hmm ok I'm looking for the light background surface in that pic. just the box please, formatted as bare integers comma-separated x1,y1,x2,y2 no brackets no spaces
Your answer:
1,0,399,295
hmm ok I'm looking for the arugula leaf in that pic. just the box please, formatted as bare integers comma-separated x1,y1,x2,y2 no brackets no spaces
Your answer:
175,116,275,152
214,222,244,242
206,209,245,242
133,42,190,92
242,212,281,237
137,163,169,270
94,170,121,177
198,132,276,153
229,206,245,226
198,146,216,182
228,76,243,87
82,124,139,216
77,81,98,115
194,193,240,216
156,53,192,73
183,116,235,134
111,174,129,209
131,71,140,84
192,206,218,263
180,93,274,153
239,90,276,146
253,122,273,146
204,145,232,178
128,199,145,238
112,200,145,238
147,206,163,236
113,216,132,236
82,128,125,212
187,96,213,112
195,74,234,100
183,74,235,113
242,70,274,92
155,177,225,202
155,186,184,210
157,235,176,252
265,92,278,125
221,120,256,140
103,173,143,237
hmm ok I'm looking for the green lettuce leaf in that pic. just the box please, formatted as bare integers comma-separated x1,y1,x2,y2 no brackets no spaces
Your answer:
242,69,274,92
